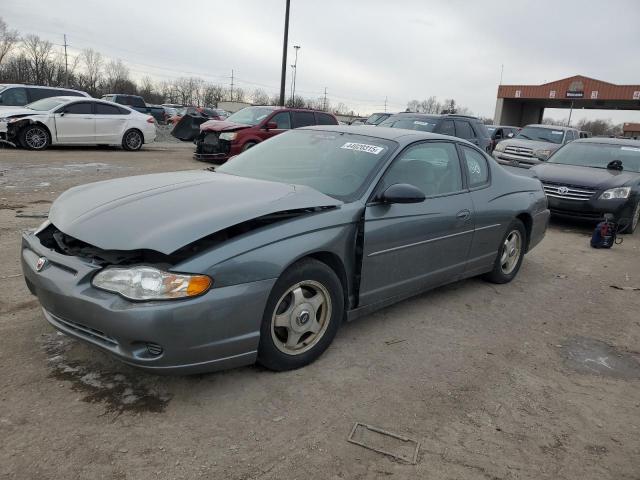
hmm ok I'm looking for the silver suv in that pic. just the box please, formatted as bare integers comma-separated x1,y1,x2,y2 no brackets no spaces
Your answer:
493,124,580,168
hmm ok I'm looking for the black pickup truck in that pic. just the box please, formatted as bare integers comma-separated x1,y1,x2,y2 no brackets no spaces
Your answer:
101,94,165,123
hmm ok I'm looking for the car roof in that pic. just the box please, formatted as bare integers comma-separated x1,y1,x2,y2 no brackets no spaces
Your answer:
301,124,476,146
573,137,640,147
488,125,519,129
385,112,480,121
0,84,89,95
249,105,335,114
525,124,576,131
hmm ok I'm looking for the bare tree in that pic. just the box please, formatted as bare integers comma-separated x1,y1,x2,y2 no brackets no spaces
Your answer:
0,17,19,65
80,48,103,96
22,34,54,84
103,58,134,93
251,88,270,105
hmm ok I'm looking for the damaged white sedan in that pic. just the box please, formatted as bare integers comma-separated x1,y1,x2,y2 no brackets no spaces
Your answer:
0,96,156,150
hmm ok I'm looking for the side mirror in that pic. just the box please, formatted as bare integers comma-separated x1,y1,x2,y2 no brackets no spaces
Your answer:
380,183,426,204
507,132,514,138
264,121,278,130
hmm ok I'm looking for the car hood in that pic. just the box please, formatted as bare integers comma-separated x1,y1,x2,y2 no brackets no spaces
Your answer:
0,107,39,118
500,139,561,151
199,119,251,132
531,163,639,189
48,170,342,254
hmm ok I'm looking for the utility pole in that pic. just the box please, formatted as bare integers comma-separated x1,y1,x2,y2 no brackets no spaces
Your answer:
63,34,69,87
278,0,291,106
289,64,295,106
230,69,234,102
384,96,388,112
291,45,300,105
500,64,504,85
323,87,327,111
567,101,574,126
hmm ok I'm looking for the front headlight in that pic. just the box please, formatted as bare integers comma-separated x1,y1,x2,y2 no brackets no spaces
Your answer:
219,132,237,141
494,142,506,152
599,187,631,200
534,148,552,159
92,266,212,301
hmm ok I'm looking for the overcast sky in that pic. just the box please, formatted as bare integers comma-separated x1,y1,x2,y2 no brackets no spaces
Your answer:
3,0,640,123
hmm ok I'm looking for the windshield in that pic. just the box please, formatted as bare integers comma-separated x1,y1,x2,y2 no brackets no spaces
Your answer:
226,106,275,126
25,97,67,111
548,142,640,173
516,126,565,144
0,84,6,93
217,130,396,201
379,116,438,132
365,113,389,125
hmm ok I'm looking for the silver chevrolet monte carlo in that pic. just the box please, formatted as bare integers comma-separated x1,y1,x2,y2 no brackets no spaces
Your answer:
22,126,549,374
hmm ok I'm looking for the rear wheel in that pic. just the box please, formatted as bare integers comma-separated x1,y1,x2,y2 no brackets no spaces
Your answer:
620,200,639,234
20,124,50,150
257,259,343,371
122,129,143,151
483,219,526,284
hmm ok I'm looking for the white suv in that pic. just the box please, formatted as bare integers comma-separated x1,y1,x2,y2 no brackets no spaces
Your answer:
0,84,90,111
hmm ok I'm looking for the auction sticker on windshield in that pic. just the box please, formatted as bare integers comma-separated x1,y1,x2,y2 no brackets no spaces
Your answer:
341,142,384,154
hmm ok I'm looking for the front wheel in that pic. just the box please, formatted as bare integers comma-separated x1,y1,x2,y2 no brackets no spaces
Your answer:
483,219,526,284
20,125,50,150
122,129,143,151
620,200,639,234
257,259,344,371
242,141,257,152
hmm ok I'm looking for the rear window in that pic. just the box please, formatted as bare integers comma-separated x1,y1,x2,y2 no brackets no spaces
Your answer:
28,88,58,102
379,116,438,132
292,111,316,128
95,103,122,115
315,112,337,125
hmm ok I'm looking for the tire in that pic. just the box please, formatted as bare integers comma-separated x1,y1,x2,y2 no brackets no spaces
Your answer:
483,219,527,284
122,129,144,151
620,200,639,234
257,259,344,371
20,124,50,150
242,141,257,152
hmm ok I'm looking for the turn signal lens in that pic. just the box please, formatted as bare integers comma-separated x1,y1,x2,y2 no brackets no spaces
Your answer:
92,266,212,301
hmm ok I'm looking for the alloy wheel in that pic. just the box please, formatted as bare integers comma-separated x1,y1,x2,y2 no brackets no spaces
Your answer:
125,131,142,150
25,127,48,149
500,230,522,275
271,280,332,355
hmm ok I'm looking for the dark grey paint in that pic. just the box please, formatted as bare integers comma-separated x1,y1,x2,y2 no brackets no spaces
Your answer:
22,126,550,374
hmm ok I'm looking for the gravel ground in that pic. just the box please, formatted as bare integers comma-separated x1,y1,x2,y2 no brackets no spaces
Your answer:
1,144,639,480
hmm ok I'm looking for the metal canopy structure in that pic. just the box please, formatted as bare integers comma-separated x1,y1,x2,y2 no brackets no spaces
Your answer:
493,75,640,126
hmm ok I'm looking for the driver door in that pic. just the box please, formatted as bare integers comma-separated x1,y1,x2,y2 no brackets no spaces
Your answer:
256,111,291,142
54,101,96,143
359,141,474,305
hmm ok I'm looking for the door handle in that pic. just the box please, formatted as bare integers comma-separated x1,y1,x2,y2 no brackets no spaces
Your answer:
456,209,471,220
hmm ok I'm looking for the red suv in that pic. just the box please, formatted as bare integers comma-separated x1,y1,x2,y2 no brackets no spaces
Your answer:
194,106,338,162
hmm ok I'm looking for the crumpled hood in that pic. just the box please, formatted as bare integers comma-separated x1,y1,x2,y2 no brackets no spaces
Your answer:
200,119,251,133
0,107,39,118
532,163,639,189
500,139,561,152
49,170,342,254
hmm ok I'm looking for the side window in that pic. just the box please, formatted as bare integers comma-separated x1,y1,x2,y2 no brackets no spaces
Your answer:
315,113,336,125
292,111,315,128
0,87,28,106
28,88,55,102
270,112,291,129
494,128,503,139
381,142,462,197
95,103,122,115
64,102,93,114
438,119,455,136
455,120,475,139
461,146,490,188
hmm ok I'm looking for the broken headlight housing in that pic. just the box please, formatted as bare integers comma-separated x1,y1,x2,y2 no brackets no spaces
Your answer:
599,187,630,200
92,266,212,301
534,148,552,159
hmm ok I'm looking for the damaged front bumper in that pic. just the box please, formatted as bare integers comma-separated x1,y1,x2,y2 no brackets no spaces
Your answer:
21,230,276,375
193,131,235,163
